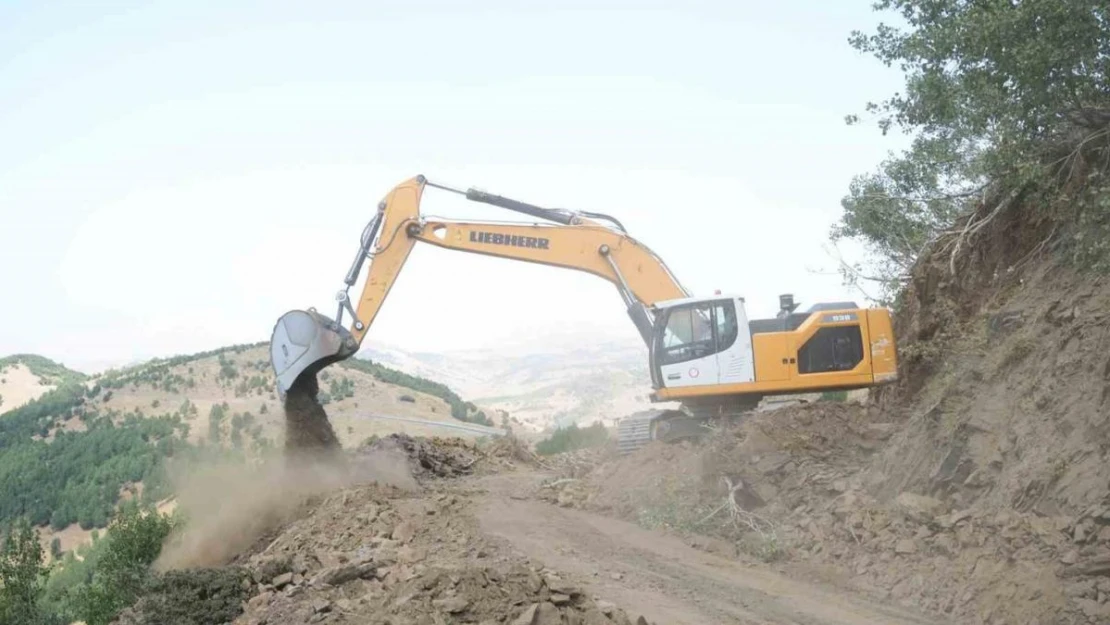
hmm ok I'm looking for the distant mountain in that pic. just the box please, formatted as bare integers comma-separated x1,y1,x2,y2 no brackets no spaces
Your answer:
358,335,674,431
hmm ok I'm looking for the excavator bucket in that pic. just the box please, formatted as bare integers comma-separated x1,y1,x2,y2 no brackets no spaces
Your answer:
270,308,359,398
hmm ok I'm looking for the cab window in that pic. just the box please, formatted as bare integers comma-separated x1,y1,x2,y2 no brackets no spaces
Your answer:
659,303,714,365
714,301,738,350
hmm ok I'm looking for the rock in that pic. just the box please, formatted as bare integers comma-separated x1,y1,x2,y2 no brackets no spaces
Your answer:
433,597,470,613
535,602,562,625
247,591,274,609
596,600,617,615
545,575,580,595
335,598,352,612
312,562,376,587
1065,580,1096,598
551,593,572,605
938,509,972,529
895,539,918,555
609,572,623,581
1076,597,1110,620
392,520,417,544
512,603,539,625
271,572,294,589
830,479,848,493
635,617,650,625
1062,550,1080,565
311,598,332,614
896,492,945,523
1075,523,1090,543
1066,553,1110,577
933,534,957,555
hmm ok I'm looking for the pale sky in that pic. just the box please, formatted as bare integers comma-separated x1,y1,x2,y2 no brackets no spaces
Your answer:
1,1,909,373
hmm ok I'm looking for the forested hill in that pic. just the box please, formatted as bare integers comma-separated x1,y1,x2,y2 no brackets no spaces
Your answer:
0,343,494,536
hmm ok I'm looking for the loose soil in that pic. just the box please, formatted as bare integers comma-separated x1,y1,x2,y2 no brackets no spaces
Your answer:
284,372,343,458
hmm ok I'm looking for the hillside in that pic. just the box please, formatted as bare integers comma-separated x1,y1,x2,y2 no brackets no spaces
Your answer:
0,354,87,415
88,343,495,449
0,343,498,552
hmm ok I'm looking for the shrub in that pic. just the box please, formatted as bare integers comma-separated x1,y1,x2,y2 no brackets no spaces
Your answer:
535,422,609,456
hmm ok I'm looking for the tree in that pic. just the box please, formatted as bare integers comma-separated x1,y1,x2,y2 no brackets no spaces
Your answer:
207,403,226,444
50,538,62,560
0,517,49,624
75,504,175,625
837,0,1110,301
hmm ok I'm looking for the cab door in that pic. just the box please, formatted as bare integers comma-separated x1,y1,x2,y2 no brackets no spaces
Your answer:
652,301,720,388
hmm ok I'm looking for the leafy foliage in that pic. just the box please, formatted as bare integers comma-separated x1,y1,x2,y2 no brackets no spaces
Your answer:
837,0,1110,301
0,413,186,530
535,422,609,456
72,504,176,625
0,517,51,625
122,567,249,625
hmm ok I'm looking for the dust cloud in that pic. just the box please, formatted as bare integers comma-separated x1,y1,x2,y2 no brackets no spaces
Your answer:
155,372,416,571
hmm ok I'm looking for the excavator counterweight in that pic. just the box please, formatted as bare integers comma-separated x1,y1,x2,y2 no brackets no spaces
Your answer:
269,175,899,447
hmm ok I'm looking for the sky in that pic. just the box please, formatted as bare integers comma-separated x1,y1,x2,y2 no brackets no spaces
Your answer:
0,1,911,373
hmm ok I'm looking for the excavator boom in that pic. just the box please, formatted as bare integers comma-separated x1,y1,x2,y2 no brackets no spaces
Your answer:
270,175,688,397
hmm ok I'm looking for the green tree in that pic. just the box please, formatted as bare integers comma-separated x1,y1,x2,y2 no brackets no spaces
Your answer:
837,0,1110,301
50,537,62,560
535,422,609,456
207,403,226,444
74,504,175,625
0,517,49,625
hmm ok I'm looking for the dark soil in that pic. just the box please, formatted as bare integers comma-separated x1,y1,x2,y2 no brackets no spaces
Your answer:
361,433,481,479
283,372,341,458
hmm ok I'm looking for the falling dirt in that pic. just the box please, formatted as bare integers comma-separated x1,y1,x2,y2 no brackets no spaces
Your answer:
283,372,342,458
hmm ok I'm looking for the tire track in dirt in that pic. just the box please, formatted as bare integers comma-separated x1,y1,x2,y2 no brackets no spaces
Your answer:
473,473,947,625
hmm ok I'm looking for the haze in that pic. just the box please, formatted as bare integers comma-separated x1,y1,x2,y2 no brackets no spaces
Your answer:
1,1,908,373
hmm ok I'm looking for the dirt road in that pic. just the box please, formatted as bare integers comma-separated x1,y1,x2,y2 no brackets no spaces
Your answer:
474,472,946,625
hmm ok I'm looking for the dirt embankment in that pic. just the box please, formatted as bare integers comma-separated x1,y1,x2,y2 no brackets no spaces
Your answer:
543,193,1110,624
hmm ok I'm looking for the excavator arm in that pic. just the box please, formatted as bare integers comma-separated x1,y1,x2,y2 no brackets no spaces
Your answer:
270,175,689,396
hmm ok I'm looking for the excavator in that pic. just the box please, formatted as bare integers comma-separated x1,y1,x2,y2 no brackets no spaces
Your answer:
269,175,899,452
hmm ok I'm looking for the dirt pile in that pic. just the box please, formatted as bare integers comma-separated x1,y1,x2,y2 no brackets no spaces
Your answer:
226,457,652,625
361,433,484,479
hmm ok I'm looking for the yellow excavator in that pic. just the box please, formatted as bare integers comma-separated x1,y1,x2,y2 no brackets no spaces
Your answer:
269,175,899,451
